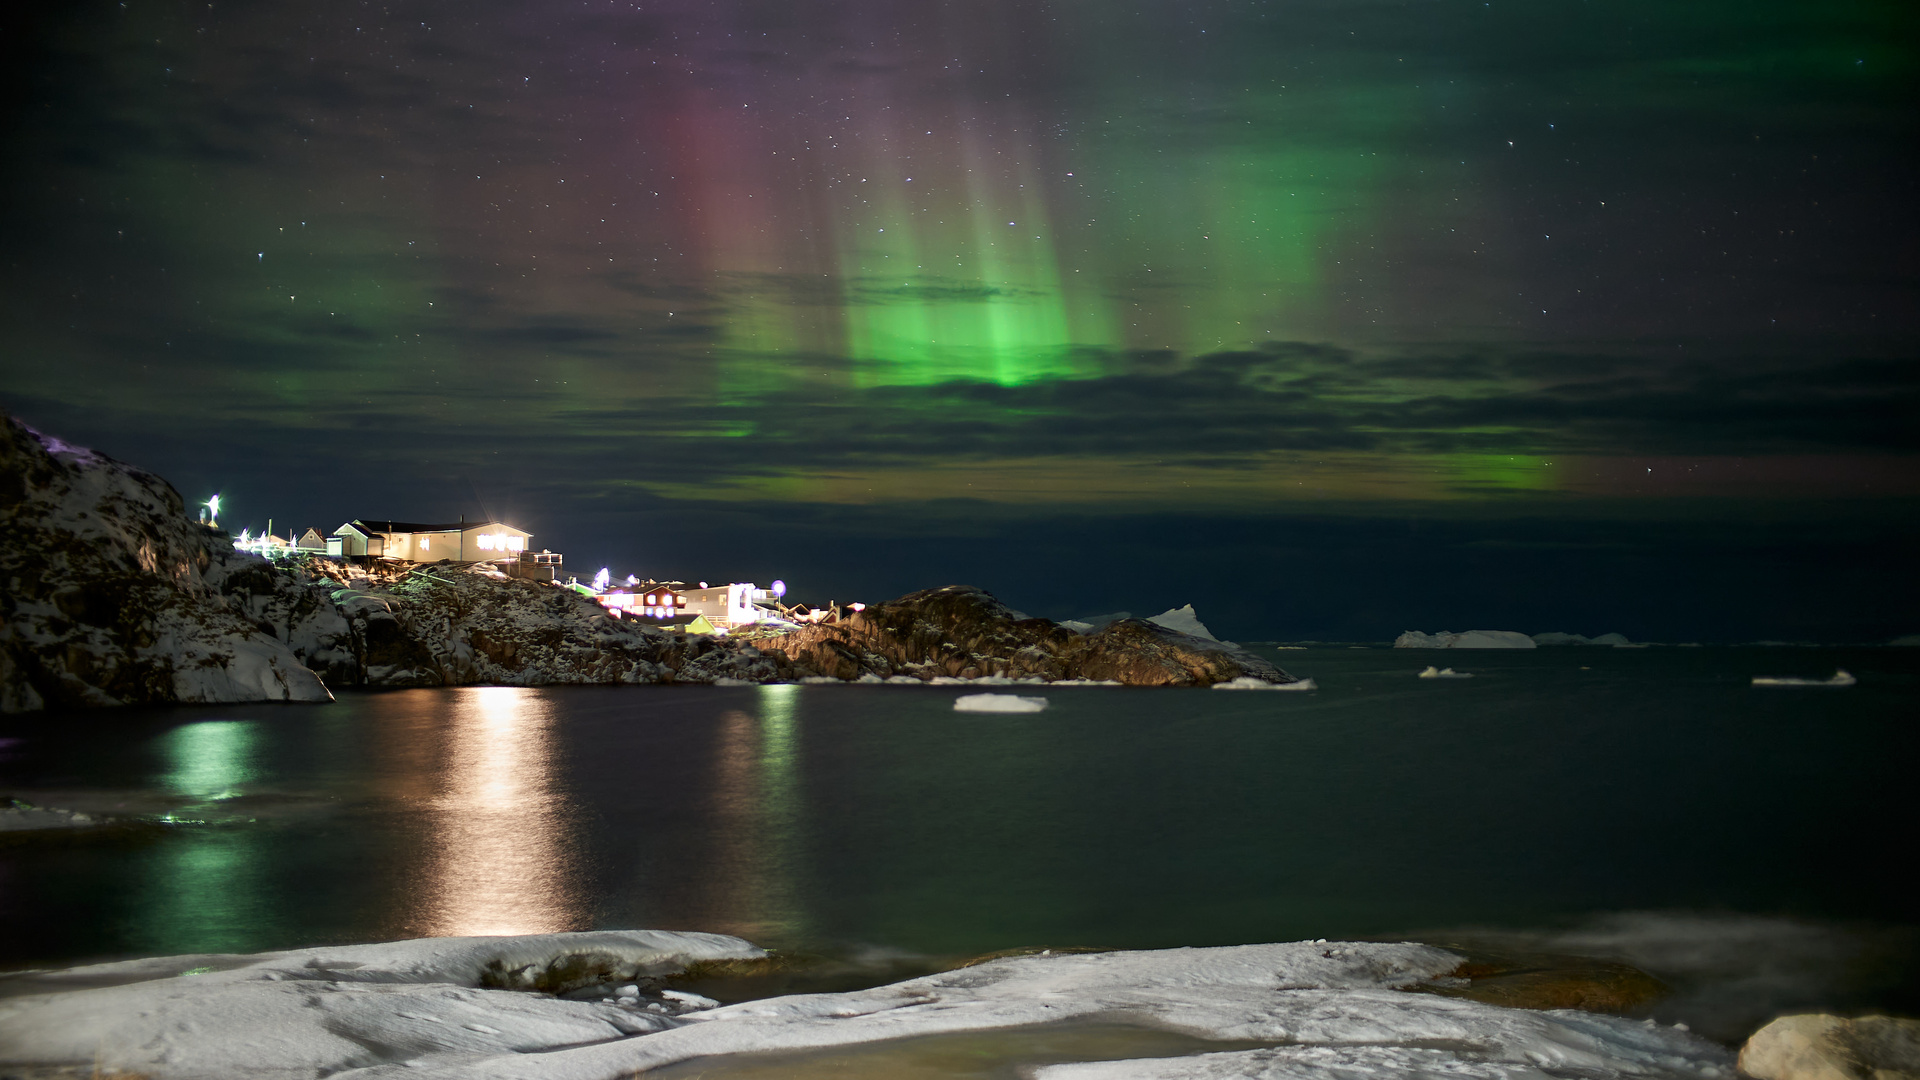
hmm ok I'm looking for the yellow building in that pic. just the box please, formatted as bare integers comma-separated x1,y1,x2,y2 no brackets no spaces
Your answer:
331,518,533,563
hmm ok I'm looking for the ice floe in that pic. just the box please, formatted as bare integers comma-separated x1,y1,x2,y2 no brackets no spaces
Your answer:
1750,669,1855,687
953,692,1050,713
1212,675,1318,691
1418,666,1475,679
0,934,1736,1080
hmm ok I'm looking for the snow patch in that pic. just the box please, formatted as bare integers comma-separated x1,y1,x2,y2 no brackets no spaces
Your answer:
0,935,1736,1080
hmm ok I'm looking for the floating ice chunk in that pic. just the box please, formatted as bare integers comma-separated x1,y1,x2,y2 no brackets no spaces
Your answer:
1211,676,1316,691
1395,630,1536,649
659,989,719,1010
1147,604,1220,642
953,693,1050,713
1417,666,1474,679
1751,669,1855,687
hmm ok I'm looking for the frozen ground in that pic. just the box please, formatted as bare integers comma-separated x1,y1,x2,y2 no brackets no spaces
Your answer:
0,932,1734,1080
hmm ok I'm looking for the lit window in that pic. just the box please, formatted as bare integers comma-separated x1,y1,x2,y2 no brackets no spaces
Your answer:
646,595,656,605
477,535,494,550
419,537,430,550
676,596,686,606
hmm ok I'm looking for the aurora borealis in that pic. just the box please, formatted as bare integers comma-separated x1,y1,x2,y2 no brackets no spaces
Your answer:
2,0,1915,638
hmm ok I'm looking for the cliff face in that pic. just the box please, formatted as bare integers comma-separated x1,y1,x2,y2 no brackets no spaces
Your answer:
0,416,796,713
746,585,1298,686
0,415,332,712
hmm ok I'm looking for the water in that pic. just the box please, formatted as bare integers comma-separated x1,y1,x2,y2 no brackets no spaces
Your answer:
3,646,1915,1037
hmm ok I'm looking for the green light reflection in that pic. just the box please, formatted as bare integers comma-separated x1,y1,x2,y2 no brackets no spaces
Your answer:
159,720,259,800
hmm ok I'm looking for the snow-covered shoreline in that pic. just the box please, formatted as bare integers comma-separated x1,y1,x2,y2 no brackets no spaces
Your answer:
0,931,1735,1080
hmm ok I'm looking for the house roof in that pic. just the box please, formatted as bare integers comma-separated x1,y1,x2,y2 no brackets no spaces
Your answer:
340,519,527,535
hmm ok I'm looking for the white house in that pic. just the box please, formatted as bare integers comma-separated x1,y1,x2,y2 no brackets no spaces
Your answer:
331,518,534,563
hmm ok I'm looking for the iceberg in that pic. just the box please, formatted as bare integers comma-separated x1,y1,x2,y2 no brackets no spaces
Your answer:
0,933,1736,1080
1395,630,1536,649
953,692,1050,712
1146,604,1222,642
1417,666,1474,679
1751,669,1856,688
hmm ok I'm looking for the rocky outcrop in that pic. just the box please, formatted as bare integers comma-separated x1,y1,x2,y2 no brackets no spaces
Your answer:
0,414,331,711
1740,1015,1920,1080
745,585,1299,686
293,560,797,689
0,415,796,712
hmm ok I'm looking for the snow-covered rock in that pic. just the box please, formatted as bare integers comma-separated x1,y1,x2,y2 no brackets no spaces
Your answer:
0,413,333,711
0,934,1736,1080
0,415,808,711
1395,630,1538,649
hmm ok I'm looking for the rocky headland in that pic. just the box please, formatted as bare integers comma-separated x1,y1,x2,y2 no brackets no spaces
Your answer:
1,415,1296,713
745,584,1300,686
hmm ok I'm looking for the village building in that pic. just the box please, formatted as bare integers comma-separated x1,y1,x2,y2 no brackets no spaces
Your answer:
295,527,329,552
679,583,784,628
330,518,532,563
596,582,689,620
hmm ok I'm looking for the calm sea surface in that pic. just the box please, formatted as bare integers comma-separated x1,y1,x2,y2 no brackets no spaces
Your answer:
3,646,1916,1029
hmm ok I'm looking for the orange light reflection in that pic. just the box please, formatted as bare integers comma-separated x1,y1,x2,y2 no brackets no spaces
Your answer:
415,687,584,937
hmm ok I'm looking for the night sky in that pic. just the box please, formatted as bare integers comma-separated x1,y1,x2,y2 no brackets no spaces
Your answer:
3,0,1916,641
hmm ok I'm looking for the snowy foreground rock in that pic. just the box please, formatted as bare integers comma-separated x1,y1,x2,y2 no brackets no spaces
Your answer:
0,932,1736,1080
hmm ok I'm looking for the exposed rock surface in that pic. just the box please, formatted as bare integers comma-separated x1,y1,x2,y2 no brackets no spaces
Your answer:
1740,1015,1920,1080
747,585,1299,686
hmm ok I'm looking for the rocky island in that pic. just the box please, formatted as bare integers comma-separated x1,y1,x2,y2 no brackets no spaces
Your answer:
1,415,1297,712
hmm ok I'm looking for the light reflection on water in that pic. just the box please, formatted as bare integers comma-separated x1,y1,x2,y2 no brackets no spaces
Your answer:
705,684,808,942
145,720,269,949
413,687,584,937
159,719,258,798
